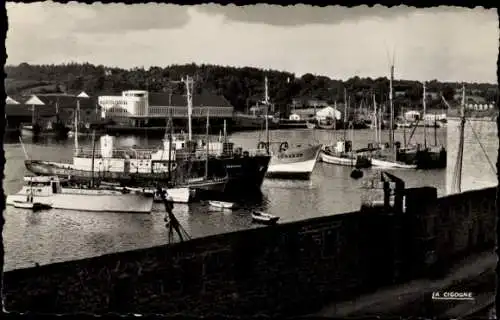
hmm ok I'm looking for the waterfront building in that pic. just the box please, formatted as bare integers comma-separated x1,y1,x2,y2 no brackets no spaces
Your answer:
98,90,234,126
4,92,98,128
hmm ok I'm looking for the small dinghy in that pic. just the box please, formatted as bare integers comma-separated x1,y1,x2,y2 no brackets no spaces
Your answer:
209,200,236,210
13,200,52,211
252,210,280,225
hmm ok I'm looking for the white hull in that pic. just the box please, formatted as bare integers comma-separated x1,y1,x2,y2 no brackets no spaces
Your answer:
125,186,192,204
320,152,357,166
208,201,235,209
158,188,191,203
163,187,191,203
252,211,279,224
371,158,417,169
7,189,153,213
12,201,52,210
267,158,317,174
266,145,321,179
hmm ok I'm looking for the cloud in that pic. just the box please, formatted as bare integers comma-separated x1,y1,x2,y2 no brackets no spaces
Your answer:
6,1,190,35
196,4,471,27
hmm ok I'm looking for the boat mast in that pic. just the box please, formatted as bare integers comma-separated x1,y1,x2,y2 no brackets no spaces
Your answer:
373,94,379,145
223,119,227,143
343,88,348,140
205,109,210,179
264,76,270,154
75,99,80,156
389,64,395,151
167,109,173,182
452,84,466,193
182,76,194,141
402,106,407,148
90,130,96,187
423,82,427,148
434,111,438,146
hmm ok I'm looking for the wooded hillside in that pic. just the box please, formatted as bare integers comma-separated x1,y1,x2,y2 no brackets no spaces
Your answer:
5,62,498,115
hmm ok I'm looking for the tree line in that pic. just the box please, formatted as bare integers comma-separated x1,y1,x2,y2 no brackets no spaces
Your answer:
5,62,498,115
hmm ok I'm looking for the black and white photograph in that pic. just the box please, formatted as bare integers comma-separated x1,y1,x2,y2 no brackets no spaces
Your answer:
1,2,498,318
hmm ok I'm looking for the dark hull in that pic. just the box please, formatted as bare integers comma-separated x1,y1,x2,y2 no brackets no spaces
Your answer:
25,154,271,195
211,155,271,194
22,124,70,138
277,119,309,129
416,148,447,169
265,171,312,180
397,147,447,169
232,115,280,131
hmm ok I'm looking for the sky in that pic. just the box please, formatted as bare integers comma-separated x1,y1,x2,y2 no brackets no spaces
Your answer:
5,2,499,83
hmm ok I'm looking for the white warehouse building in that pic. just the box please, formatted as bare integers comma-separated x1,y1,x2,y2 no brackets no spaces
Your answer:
98,90,149,118
97,90,234,125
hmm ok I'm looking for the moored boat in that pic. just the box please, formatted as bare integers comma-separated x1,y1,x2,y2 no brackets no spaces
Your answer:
208,200,236,209
265,143,322,180
320,141,372,168
7,176,154,213
371,156,417,169
116,185,193,203
252,210,279,225
12,200,52,211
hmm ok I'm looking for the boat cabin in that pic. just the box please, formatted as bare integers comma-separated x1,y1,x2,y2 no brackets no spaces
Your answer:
22,176,62,196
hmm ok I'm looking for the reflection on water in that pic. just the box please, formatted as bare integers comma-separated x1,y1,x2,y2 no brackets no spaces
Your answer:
2,127,457,271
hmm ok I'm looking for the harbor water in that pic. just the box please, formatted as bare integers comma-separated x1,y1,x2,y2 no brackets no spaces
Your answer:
3,126,488,272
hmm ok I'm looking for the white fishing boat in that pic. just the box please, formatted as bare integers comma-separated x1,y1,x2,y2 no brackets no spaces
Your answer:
320,150,357,166
320,141,372,168
320,102,372,169
7,176,154,214
208,200,236,209
252,210,279,225
265,144,322,180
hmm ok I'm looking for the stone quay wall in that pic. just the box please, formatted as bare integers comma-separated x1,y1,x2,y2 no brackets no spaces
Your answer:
3,186,496,316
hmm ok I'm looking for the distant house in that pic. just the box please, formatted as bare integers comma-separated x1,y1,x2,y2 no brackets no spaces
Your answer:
404,110,421,122
316,106,342,121
394,91,406,98
291,106,342,121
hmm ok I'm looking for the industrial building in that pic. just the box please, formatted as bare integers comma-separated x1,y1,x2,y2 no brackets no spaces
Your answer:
98,90,234,126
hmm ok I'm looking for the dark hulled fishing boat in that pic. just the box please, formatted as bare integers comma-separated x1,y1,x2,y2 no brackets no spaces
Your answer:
25,76,271,195
396,82,447,169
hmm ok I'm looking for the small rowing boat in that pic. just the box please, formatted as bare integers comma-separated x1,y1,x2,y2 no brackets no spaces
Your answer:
252,210,279,225
209,200,236,209
13,200,52,211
